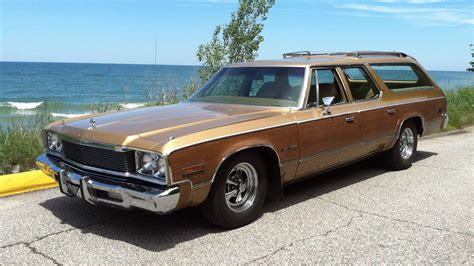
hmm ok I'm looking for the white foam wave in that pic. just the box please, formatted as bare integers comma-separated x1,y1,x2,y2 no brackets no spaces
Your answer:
51,112,90,118
7,102,43,110
120,103,145,109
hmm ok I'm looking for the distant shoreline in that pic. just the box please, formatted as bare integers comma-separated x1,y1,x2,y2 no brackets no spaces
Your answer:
0,60,200,67
1,61,473,72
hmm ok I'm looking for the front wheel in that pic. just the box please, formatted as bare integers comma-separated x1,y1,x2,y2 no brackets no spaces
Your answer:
384,121,418,170
201,152,268,229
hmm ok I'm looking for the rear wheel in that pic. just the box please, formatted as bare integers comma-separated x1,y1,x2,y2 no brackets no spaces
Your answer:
385,121,418,170
201,152,268,229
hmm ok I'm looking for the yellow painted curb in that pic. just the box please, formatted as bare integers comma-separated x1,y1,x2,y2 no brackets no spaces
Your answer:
0,170,58,197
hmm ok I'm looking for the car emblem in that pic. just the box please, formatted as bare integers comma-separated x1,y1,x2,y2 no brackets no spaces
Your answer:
89,118,96,130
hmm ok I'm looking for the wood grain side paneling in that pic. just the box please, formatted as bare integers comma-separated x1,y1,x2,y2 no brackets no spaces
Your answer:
168,124,300,185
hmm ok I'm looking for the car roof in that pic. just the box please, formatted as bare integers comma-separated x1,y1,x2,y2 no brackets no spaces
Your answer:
226,51,418,68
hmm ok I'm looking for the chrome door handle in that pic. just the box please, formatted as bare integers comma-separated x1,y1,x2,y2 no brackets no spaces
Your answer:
345,116,355,123
387,109,396,115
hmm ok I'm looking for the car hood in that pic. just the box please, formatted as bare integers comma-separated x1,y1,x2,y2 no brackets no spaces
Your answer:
56,102,289,147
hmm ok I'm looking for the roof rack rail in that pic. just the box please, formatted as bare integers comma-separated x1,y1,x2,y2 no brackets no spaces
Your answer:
353,51,409,58
282,51,312,58
282,51,410,58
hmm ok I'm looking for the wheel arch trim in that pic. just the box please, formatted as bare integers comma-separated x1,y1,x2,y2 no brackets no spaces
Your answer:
397,115,425,138
210,144,282,184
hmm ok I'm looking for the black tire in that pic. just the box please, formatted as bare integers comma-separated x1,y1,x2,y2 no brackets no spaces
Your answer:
385,121,418,170
200,152,268,229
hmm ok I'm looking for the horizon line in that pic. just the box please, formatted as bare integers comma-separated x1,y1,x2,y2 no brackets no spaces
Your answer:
0,60,201,67
0,60,469,72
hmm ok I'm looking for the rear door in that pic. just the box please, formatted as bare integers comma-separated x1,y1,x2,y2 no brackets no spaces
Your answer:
340,66,399,153
295,68,363,178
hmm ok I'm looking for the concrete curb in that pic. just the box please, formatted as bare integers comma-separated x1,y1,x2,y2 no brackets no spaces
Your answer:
0,170,58,197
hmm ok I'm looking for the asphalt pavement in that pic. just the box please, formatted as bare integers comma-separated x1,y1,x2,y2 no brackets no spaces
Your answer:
1,128,473,264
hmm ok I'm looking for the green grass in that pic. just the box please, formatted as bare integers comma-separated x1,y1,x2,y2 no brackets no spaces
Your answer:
0,124,44,174
444,87,474,130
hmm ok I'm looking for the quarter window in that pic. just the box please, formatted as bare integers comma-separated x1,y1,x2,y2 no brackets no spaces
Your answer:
342,67,380,101
370,64,433,91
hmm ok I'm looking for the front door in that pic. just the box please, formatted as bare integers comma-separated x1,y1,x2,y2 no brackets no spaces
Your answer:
295,68,362,178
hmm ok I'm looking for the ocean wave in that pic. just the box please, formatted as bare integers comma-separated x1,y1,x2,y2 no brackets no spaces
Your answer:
51,112,91,118
6,102,43,110
120,103,145,109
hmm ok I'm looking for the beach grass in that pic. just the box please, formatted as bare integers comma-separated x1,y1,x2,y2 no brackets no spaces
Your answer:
444,87,474,129
0,119,46,175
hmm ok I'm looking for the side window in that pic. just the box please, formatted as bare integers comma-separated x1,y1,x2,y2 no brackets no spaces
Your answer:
342,67,380,101
370,64,433,91
307,69,347,108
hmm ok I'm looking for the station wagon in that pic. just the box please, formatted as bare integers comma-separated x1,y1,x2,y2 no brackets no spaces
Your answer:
37,51,448,228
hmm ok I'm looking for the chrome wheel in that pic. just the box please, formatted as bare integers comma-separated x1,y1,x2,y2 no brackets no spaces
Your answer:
225,162,258,213
399,127,415,160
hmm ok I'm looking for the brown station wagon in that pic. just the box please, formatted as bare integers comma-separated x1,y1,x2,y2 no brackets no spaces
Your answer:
37,51,449,228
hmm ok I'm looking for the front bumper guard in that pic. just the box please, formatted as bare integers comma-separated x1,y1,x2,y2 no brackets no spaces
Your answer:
36,153,180,214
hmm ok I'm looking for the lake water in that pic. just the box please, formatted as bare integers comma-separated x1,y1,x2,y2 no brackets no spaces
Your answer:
1,61,473,124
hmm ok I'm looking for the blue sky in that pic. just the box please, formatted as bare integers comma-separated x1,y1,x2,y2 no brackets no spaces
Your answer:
1,0,473,70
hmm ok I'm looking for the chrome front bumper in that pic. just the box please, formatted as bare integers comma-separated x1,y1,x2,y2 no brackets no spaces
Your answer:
36,153,180,214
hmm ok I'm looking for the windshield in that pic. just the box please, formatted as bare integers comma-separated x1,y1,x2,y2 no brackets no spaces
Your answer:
189,67,306,107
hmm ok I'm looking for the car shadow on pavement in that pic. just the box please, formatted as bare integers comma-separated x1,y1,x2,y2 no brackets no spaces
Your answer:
39,150,437,252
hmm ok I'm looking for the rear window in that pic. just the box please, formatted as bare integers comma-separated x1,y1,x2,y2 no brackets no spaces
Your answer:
370,64,433,91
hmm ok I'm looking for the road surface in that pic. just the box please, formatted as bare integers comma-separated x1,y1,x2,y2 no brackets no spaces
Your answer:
1,128,473,264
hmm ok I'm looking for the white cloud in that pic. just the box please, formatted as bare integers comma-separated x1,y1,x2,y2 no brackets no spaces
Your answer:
335,2,474,25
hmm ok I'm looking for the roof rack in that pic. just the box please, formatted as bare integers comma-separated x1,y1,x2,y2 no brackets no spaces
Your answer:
282,51,409,59
282,51,312,58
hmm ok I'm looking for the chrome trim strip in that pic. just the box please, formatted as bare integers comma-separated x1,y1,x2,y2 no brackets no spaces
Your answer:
297,96,445,125
210,144,282,184
59,134,118,151
297,66,312,110
281,159,299,167
166,121,296,156
298,109,359,124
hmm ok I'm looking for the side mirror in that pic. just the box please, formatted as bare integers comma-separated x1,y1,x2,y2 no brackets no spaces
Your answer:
321,96,335,115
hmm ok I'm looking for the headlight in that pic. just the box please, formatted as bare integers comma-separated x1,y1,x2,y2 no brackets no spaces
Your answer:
46,132,63,153
135,151,166,178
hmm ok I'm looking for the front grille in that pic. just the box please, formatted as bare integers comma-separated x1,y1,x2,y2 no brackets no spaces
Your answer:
62,140,135,172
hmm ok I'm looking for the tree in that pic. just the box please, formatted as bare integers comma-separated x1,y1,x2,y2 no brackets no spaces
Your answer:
196,0,275,82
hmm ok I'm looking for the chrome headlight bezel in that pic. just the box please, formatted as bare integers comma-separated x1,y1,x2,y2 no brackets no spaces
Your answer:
134,150,167,179
46,131,64,154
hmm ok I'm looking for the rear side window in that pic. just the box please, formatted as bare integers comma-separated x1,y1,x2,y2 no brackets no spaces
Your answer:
370,64,433,91
342,67,380,101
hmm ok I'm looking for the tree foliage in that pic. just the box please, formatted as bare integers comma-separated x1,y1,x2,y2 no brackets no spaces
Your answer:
196,0,275,82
